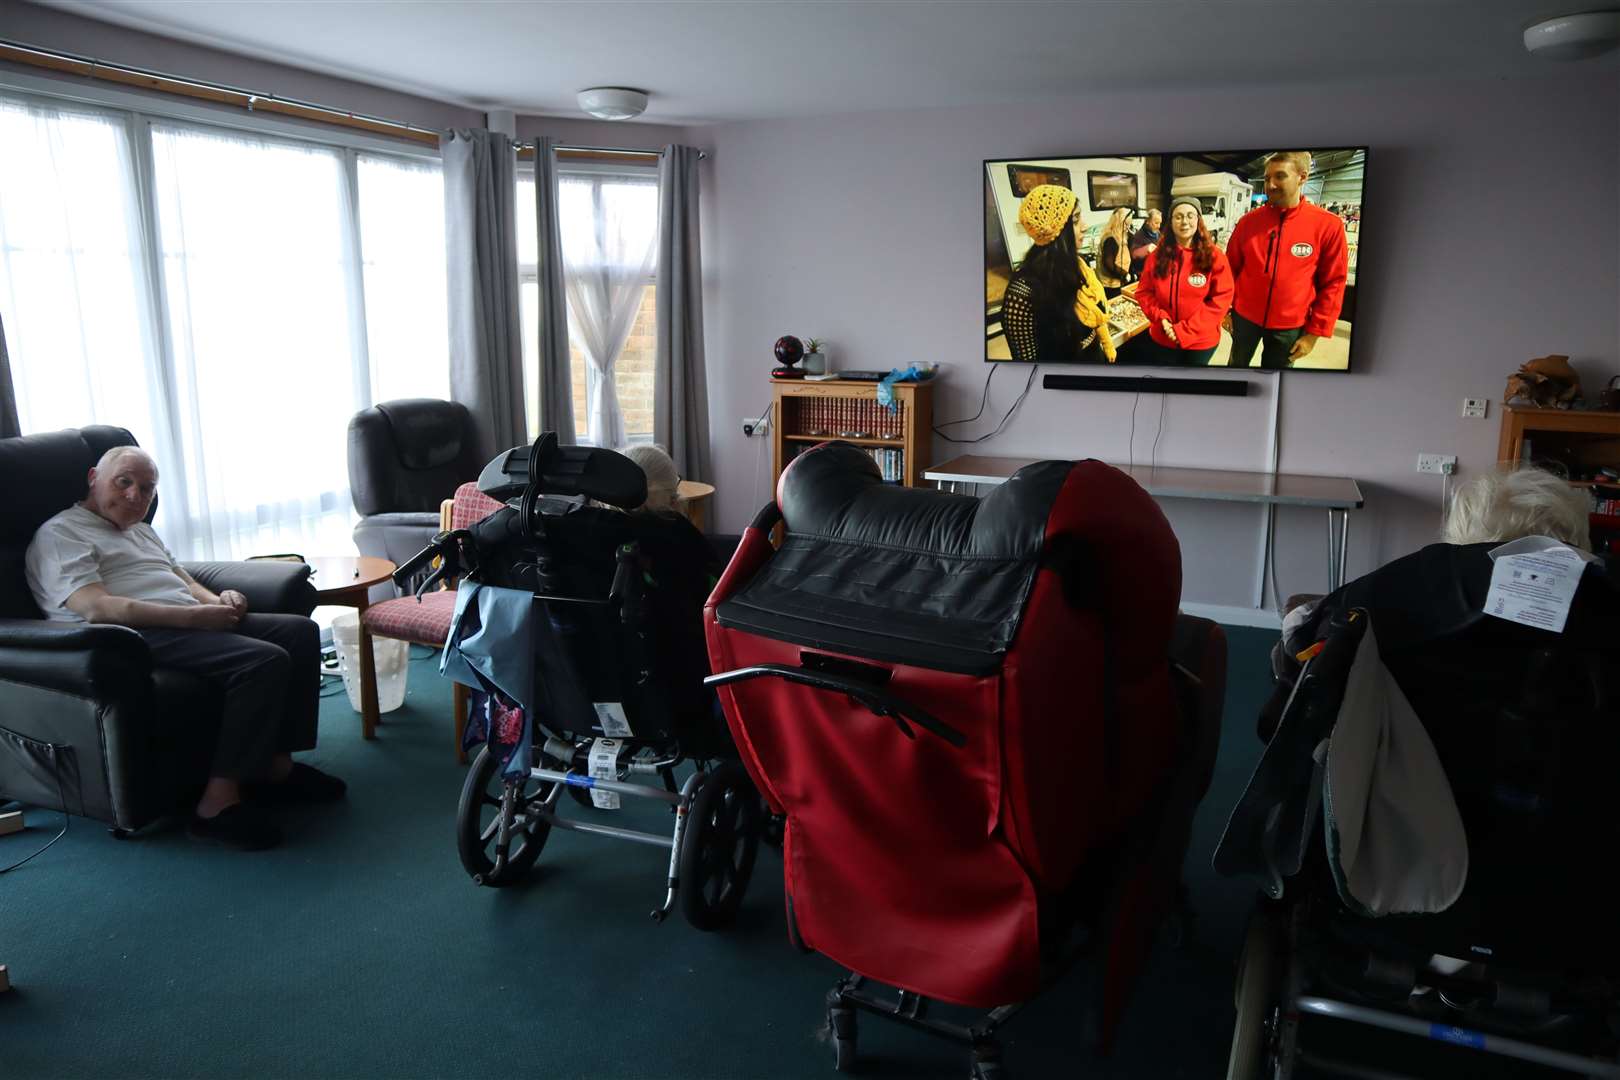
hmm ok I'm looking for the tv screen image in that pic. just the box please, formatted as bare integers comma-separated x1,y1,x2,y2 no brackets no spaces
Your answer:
984,148,1365,372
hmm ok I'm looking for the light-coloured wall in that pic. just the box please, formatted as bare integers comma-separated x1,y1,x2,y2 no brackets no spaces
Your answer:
0,0,484,130
699,71,1620,612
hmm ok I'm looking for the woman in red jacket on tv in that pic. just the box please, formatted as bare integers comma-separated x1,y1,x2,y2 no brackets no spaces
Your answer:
1130,196,1234,366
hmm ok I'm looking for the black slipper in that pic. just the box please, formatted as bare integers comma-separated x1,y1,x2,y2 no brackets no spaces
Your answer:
247,762,347,806
188,803,281,851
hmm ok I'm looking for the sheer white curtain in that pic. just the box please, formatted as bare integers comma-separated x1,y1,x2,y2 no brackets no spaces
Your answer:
2,91,452,561
357,154,449,403
558,169,658,448
149,124,364,559
0,99,167,467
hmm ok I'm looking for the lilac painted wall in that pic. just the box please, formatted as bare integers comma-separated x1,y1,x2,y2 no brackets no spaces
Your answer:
700,71,1620,610
0,0,484,130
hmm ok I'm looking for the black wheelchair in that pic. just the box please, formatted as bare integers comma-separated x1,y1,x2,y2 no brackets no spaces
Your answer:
1217,542,1620,1078
394,434,762,931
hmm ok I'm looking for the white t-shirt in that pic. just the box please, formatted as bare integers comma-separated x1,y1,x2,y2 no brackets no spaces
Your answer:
25,505,199,623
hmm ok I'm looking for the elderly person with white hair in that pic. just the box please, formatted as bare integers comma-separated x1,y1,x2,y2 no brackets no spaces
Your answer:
1442,466,1591,551
24,445,343,851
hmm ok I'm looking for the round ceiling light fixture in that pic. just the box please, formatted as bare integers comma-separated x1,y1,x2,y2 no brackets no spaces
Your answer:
577,87,649,120
1523,10,1620,59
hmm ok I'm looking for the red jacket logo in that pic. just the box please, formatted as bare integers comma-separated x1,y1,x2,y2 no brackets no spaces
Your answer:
1188,273,1207,287
1290,242,1314,258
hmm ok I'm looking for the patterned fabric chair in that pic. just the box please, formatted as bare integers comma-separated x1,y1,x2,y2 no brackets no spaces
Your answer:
361,481,503,761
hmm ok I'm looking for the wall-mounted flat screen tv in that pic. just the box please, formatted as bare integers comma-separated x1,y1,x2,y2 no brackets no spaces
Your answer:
984,147,1366,372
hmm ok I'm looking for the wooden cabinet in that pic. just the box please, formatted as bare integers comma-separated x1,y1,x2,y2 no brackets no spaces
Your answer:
1497,404,1620,554
1497,405,1620,477
770,378,933,490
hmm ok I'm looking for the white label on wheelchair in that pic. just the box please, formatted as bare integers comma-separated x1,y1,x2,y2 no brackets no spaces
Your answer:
593,702,634,738
1484,538,1589,633
589,737,621,810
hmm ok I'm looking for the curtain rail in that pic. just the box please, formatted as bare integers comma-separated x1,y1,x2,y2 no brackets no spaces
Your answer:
1,40,706,161
0,40,439,146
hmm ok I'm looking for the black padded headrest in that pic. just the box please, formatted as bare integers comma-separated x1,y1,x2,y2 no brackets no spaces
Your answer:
375,399,471,471
778,442,1065,558
718,442,1072,673
0,425,143,546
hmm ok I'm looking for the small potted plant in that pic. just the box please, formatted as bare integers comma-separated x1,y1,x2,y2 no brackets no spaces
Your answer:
803,337,828,375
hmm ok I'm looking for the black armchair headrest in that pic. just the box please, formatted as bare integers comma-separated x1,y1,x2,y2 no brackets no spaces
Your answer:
0,425,145,620
348,399,482,517
0,425,143,547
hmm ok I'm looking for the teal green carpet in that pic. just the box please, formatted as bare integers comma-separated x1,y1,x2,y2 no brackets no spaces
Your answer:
1,628,1277,1079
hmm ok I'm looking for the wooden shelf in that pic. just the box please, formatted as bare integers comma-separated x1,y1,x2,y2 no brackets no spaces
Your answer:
784,434,906,448
771,379,933,490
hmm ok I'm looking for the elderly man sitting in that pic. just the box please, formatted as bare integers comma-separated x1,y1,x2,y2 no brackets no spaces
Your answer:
24,446,344,851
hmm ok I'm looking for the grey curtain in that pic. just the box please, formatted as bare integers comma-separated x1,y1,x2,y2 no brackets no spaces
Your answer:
0,312,18,438
441,128,526,464
654,145,711,482
533,136,576,445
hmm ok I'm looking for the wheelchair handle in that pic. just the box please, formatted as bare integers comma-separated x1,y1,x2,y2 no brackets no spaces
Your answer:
704,663,967,748
392,533,449,587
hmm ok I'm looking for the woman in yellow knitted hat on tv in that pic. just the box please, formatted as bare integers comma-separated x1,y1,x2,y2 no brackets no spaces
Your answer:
1001,184,1116,365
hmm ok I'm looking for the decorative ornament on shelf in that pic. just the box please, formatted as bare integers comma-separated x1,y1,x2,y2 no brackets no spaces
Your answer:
1504,354,1582,409
772,334,805,379
801,337,828,376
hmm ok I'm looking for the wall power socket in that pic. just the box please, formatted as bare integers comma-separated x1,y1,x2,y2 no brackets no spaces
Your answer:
1417,453,1457,475
742,415,770,437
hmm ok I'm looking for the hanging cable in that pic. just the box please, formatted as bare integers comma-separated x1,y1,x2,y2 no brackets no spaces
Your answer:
935,365,1037,444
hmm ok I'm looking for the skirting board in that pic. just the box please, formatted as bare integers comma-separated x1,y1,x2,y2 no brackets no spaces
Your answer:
1180,602,1282,630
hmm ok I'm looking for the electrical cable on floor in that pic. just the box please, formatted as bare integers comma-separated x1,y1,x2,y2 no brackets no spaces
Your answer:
935,364,1036,444
0,763,69,875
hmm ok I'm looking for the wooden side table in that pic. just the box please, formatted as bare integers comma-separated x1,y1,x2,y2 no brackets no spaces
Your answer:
674,480,716,532
307,555,396,741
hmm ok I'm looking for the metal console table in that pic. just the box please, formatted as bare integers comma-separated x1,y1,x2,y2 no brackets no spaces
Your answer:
924,455,1365,592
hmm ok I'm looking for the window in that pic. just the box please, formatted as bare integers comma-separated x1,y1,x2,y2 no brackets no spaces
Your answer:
517,164,658,446
0,100,163,457
357,154,449,403
0,89,450,561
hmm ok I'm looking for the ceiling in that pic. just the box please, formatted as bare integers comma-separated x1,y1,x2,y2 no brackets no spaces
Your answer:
26,0,1618,125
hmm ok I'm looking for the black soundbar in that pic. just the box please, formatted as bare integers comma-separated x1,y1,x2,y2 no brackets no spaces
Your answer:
1042,373,1249,396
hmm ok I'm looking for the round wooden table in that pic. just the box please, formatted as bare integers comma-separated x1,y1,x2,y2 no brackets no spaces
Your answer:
307,555,396,740
674,480,716,532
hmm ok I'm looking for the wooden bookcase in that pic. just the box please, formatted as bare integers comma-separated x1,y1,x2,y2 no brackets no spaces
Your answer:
770,378,934,490
1497,403,1620,554
1496,404,1620,473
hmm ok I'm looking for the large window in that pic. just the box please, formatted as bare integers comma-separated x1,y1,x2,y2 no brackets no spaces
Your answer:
0,91,449,560
517,164,658,446
0,101,163,456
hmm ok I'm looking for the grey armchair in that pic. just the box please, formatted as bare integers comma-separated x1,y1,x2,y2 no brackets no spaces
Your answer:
347,399,483,596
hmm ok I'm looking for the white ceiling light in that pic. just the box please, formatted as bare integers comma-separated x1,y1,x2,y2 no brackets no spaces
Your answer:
1523,11,1620,59
577,87,649,120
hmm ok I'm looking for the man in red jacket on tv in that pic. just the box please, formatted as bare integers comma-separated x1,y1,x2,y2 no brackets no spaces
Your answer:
1225,151,1348,369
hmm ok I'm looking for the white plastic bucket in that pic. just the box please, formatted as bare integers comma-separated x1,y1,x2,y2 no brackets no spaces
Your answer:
330,611,409,714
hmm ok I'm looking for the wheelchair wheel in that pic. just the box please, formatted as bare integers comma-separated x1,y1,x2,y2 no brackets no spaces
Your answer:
1227,903,1284,1080
678,761,762,931
827,1005,857,1071
456,745,554,887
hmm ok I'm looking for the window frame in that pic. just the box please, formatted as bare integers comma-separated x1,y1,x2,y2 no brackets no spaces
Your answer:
517,159,660,447
0,72,448,559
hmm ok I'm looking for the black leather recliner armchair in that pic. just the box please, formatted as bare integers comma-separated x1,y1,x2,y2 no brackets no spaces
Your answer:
347,399,483,596
0,426,318,833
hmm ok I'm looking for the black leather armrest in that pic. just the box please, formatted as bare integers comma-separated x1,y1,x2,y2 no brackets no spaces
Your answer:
0,616,148,656
182,561,317,617
0,617,151,700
